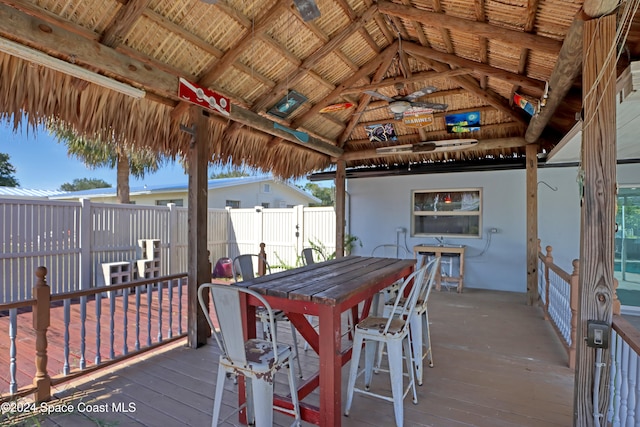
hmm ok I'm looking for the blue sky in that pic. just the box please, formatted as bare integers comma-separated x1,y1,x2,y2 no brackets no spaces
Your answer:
0,121,325,190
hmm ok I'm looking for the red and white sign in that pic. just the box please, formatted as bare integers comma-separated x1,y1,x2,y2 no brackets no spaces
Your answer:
178,77,230,116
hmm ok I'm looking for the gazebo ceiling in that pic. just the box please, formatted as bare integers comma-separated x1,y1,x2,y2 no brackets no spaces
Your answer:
0,0,637,178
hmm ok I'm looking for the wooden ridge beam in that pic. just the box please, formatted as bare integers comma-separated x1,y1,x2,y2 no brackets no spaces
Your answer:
525,0,619,143
377,1,562,55
341,137,526,161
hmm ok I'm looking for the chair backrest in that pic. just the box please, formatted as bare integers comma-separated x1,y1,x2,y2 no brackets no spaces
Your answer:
415,257,440,312
197,283,279,366
232,254,271,282
381,263,429,336
301,247,326,265
371,244,410,259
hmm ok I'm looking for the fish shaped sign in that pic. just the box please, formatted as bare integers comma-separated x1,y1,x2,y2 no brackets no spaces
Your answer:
178,77,230,116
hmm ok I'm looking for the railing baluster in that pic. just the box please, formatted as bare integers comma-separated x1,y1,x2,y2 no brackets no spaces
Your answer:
627,351,637,426
621,344,630,424
135,285,141,351
157,280,163,342
147,283,152,347
63,299,70,375
123,287,129,355
178,278,183,335
109,290,116,359
95,292,102,365
168,279,174,339
80,295,87,369
33,267,51,402
9,308,17,394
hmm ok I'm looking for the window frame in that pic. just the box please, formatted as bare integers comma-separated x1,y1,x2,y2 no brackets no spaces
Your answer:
411,188,482,238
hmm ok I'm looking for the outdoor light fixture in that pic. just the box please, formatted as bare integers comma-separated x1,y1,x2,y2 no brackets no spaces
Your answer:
0,36,146,99
389,100,411,114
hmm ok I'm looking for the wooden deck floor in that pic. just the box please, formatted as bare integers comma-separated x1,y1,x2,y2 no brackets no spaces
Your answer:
4,289,575,427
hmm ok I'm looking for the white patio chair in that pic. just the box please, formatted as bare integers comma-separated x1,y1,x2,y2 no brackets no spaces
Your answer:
371,244,411,314
344,263,430,427
377,256,440,386
233,254,303,378
197,283,301,427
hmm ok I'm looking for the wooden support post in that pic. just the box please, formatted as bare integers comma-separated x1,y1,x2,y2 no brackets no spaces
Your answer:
569,259,579,370
544,245,552,319
258,243,267,276
33,266,51,403
526,143,539,305
187,106,210,349
335,160,346,258
574,13,617,427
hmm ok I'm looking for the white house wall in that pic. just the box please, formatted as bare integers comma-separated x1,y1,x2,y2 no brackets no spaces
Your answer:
347,163,639,293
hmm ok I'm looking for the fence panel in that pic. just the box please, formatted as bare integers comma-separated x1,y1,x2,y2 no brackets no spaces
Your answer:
0,198,81,303
228,208,262,259
262,208,297,269
303,206,336,258
90,203,171,285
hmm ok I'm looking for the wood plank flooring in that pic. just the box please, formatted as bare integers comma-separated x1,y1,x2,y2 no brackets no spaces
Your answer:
1,289,575,427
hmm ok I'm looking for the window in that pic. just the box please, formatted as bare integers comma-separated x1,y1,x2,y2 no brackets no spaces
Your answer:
226,200,240,208
262,183,271,193
261,202,270,208
411,189,482,237
155,199,183,206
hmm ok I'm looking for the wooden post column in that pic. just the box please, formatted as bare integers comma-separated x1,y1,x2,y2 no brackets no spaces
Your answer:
187,106,210,349
33,266,51,402
574,12,617,426
335,160,346,258
526,143,539,305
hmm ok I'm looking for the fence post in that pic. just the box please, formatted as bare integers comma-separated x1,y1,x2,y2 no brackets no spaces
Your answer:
295,205,304,259
254,206,264,251
33,266,51,402
168,203,178,274
544,245,553,319
79,199,91,290
569,259,579,370
258,243,267,276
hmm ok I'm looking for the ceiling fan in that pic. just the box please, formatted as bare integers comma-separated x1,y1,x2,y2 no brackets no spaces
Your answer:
363,84,448,119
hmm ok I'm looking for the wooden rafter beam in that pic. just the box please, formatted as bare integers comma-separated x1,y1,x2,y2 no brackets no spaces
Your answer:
525,0,619,143
377,1,562,55
403,41,547,95
252,4,379,112
101,0,150,47
341,137,527,161
510,0,540,97
474,0,488,88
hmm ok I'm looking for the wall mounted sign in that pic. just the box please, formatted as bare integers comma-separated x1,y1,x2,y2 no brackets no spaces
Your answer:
268,90,307,119
445,111,480,133
178,77,230,116
403,108,434,128
365,123,397,142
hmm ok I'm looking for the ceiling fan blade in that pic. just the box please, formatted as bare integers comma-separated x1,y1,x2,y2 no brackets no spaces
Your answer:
404,86,438,101
364,90,395,103
293,0,321,21
411,101,448,110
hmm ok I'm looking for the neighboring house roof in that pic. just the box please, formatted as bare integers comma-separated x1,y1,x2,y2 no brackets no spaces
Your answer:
49,176,321,204
0,187,68,198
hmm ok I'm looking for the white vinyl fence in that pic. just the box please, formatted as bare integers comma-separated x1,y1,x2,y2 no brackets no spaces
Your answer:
0,198,335,303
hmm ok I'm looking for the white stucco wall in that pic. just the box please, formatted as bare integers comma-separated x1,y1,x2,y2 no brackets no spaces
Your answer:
347,163,640,293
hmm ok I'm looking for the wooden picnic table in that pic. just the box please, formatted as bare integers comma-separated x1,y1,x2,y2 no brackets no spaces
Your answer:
234,255,415,427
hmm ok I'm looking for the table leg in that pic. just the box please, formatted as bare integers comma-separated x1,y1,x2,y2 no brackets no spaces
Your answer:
318,304,342,427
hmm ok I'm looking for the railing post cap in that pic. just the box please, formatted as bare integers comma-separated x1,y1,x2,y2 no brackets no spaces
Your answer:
35,266,48,280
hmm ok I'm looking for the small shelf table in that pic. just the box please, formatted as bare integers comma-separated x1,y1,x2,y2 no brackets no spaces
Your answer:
413,245,466,293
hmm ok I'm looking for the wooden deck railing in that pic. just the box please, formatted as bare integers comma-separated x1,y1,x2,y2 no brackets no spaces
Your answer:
0,267,189,403
537,242,578,369
538,240,640,426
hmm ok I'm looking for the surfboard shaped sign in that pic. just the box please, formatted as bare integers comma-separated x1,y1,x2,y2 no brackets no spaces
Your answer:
319,103,354,113
178,77,230,116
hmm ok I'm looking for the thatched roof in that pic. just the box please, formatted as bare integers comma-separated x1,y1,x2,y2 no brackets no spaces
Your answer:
0,0,637,178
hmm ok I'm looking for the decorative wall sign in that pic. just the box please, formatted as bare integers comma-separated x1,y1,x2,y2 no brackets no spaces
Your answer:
319,102,354,113
514,93,538,116
445,111,480,133
178,77,230,116
365,123,397,142
403,108,434,128
268,90,307,119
